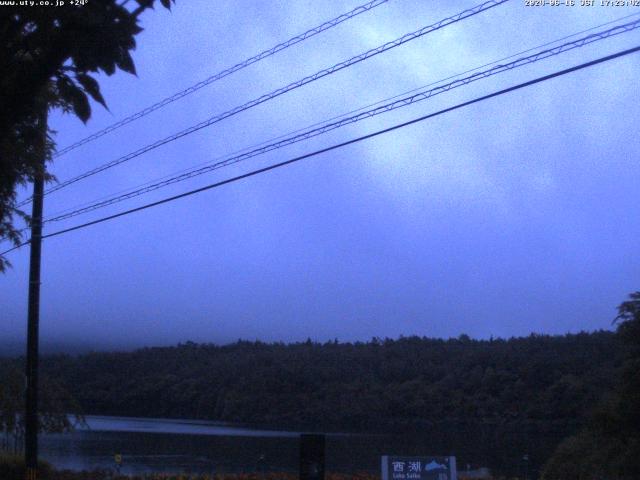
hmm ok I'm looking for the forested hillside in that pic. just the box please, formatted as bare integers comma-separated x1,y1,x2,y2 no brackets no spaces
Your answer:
3,331,621,432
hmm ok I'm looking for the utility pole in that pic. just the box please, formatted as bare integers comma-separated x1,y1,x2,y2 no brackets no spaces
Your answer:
25,105,48,480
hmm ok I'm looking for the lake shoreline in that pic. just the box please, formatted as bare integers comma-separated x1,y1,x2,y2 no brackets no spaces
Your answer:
37,413,561,477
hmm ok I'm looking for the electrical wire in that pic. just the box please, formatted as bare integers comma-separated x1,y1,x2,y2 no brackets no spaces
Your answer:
41,18,640,224
17,0,509,207
42,10,640,220
3,43,638,257
52,0,391,159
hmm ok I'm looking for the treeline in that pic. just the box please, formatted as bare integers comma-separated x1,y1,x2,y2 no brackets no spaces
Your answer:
541,292,640,479
3,331,622,432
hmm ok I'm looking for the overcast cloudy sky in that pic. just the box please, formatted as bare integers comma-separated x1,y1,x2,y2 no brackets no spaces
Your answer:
2,0,639,351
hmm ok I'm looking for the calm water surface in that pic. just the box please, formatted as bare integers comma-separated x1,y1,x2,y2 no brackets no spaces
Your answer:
41,415,349,475
39,415,557,477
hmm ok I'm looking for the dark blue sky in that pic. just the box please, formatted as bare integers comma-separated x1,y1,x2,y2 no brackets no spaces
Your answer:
2,0,639,350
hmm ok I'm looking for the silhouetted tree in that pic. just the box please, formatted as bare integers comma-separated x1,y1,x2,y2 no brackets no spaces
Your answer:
0,0,175,271
0,366,84,454
542,291,640,480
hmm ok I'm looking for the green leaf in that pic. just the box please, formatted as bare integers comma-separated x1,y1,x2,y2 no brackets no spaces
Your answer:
102,61,116,76
71,91,91,124
57,75,91,123
135,0,154,10
76,73,107,110
116,49,136,76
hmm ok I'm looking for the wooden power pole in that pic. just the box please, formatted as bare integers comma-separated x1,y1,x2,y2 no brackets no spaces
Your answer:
24,106,48,480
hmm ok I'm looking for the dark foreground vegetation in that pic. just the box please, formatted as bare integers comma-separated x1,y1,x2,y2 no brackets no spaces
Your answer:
1,291,639,478
541,292,640,479
0,454,375,480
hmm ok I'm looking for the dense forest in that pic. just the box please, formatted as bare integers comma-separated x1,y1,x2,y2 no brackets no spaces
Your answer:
1,331,622,431
3,327,638,477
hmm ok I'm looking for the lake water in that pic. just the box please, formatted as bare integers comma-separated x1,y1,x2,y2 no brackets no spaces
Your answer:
39,415,561,477
40,415,364,475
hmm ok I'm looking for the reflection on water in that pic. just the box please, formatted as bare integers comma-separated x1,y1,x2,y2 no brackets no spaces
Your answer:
41,416,314,475
78,415,301,437
39,415,565,477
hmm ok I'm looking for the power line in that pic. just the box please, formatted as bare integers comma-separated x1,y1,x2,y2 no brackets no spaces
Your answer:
52,0,391,159
4,43,638,257
18,0,509,206
42,11,640,221
41,18,640,224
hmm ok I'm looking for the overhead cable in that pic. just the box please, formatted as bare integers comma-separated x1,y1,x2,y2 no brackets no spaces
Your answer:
52,0,391,158
3,43,638,257
46,10,640,220
41,18,640,223
18,0,508,206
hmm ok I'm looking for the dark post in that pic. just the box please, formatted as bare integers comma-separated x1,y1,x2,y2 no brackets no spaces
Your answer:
300,434,325,480
24,106,47,480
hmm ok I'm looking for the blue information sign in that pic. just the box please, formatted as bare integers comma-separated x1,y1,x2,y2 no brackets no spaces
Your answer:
381,456,457,480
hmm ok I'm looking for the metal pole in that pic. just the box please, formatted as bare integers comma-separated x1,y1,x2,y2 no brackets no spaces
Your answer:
24,106,47,480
